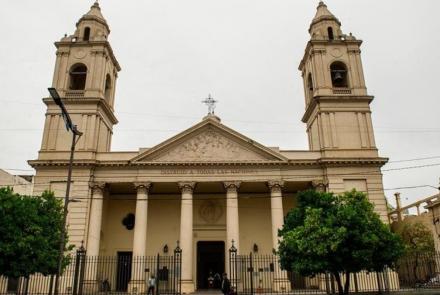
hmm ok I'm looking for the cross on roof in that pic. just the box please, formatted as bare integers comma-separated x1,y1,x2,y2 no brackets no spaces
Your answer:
202,94,218,115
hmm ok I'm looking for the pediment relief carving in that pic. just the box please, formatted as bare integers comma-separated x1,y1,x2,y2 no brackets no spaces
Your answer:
130,119,288,163
150,129,270,162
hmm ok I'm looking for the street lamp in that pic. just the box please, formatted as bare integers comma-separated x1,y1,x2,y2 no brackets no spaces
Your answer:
48,88,83,295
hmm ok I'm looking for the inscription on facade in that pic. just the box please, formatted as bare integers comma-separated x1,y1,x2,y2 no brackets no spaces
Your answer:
161,169,258,175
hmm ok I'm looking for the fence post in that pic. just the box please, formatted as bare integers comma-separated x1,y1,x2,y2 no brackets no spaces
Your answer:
156,253,160,295
353,272,358,293
324,273,331,294
77,249,86,295
376,272,382,294
24,277,29,295
72,244,85,295
249,252,254,295
229,242,237,292
330,274,336,295
48,275,54,295
383,269,390,293
174,242,182,295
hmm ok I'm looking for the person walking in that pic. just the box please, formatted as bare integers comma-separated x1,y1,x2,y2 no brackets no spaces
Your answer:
147,275,156,295
221,273,231,295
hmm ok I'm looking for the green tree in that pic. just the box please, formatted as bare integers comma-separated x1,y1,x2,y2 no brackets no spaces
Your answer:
395,222,435,255
394,221,435,282
0,187,72,279
278,189,404,295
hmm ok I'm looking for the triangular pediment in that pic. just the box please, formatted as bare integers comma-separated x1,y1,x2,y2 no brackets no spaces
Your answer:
130,117,287,163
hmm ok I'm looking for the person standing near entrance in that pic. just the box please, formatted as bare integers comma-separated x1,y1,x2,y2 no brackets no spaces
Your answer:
221,273,231,295
147,275,156,295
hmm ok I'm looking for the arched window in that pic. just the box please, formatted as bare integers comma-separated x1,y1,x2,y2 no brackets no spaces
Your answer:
307,73,314,99
83,27,91,41
69,64,87,90
104,74,112,101
330,62,349,88
328,27,334,40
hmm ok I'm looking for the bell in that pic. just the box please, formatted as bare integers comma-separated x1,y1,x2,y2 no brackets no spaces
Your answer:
333,71,343,83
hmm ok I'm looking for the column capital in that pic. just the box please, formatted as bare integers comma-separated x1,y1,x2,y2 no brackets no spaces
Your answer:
311,179,328,192
178,182,196,194
89,182,106,194
223,181,241,192
267,180,285,193
133,182,151,193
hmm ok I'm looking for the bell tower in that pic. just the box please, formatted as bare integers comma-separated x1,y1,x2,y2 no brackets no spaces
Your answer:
39,1,120,157
300,2,377,158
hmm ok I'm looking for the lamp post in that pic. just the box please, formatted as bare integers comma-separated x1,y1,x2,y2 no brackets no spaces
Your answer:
48,88,83,295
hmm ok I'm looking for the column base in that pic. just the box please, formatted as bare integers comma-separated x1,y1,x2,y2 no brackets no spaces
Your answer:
128,280,147,294
273,278,291,292
181,280,195,294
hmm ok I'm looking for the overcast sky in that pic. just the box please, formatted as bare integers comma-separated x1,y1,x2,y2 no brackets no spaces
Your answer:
0,0,439,210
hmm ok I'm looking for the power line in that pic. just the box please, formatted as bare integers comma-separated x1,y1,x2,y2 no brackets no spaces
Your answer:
1,100,440,133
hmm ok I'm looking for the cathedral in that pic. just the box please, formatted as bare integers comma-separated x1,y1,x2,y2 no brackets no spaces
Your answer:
27,1,388,293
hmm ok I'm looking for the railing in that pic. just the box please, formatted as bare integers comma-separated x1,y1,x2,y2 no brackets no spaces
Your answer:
65,90,85,98
0,247,182,295
229,248,440,294
332,88,352,95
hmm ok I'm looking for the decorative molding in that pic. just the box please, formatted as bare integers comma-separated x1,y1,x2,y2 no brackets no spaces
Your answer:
223,181,241,193
133,182,151,194
28,157,388,169
267,180,285,194
348,49,362,54
311,48,327,56
89,182,106,194
151,129,269,162
130,119,288,163
178,182,196,194
198,200,223,224
55,41,121,71
74,49,87,59
41,97,118,125
311,179,328,192
301,95,374,124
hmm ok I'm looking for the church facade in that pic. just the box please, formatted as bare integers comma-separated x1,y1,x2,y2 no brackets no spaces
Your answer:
28,1,388,293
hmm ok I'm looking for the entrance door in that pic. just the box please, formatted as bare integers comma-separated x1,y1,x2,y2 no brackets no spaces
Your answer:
197,241,225,290
116,251,132,292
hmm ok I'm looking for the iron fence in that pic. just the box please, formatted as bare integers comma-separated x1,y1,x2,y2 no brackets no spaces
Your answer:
0,246,181,295
3,248,440,295
229,248,440,294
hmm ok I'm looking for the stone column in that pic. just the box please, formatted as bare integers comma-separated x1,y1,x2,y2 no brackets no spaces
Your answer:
224,182,241,253
268,181,285,252
394,192,403,222
85,182,105,292
178,182,196,294
224,181,241,279
87,182,105,257
129,182,151,293
268,180,290,292
132,182,151,257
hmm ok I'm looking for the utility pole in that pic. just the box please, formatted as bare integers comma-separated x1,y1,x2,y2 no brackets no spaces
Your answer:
48,88,83,295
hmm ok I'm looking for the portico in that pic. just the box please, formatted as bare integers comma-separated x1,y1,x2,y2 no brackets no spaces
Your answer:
86,176,310,293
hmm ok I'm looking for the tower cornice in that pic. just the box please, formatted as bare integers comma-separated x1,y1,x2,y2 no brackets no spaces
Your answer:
299,39,363,71
54,40,121,71
42,97,119,125
76,15,109,32
301,96,374,123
